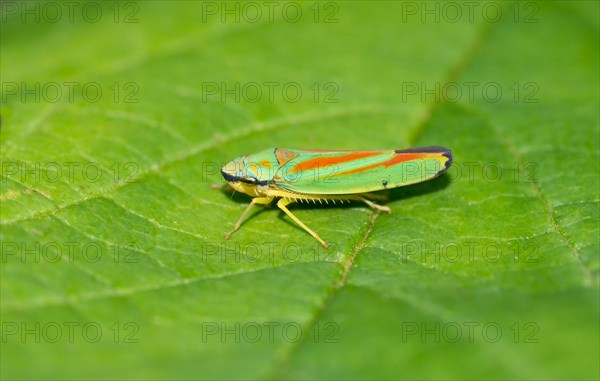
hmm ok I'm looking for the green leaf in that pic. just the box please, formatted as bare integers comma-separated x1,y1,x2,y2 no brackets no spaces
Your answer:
1,1,598,380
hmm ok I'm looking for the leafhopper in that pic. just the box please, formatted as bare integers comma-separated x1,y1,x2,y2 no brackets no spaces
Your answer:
221,147,452,248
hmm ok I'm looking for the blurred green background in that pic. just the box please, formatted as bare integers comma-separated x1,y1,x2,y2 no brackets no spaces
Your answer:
1,1,599,380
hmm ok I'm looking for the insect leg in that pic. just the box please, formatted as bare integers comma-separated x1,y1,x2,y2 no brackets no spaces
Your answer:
354,195,391,214
276,198,329,249
225,196,273,240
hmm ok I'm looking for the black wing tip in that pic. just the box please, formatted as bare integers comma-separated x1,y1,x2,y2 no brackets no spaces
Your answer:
395,146,453,174
395,146,452,164
442,149,452,171
394,146,450,154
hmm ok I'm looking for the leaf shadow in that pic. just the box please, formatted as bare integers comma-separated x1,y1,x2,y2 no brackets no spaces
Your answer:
386,173,451,203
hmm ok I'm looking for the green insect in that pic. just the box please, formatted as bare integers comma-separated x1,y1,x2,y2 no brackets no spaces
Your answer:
221,147,452,248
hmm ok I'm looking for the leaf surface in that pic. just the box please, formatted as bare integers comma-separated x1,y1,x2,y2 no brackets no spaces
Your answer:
1,2,598,379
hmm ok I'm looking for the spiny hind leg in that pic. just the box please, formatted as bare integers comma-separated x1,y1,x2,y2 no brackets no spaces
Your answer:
350,195,391,214
225,196,273,240
276,198,329,249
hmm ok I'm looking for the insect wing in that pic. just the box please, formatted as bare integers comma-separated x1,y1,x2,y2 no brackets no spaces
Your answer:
271,147,451,195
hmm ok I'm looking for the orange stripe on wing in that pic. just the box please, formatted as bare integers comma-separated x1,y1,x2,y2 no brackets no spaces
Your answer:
289,151,383,174
334,152,439,176
259,160,272,168
383,152,432,167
